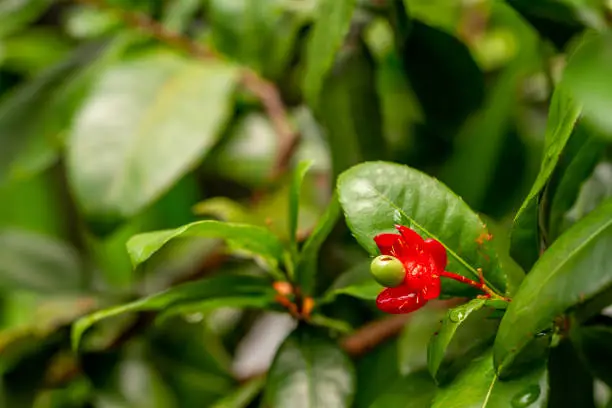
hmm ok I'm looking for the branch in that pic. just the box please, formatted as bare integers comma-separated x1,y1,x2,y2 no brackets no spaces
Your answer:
75,0,299,180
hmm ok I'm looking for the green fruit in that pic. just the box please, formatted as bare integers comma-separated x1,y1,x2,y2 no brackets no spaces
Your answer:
370,255,405,287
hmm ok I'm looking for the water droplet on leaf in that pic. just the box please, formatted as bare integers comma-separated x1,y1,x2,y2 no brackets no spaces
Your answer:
511,384,540,407
449,309,465,323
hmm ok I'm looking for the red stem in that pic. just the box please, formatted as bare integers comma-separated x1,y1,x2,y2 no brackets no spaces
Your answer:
440,271,509,301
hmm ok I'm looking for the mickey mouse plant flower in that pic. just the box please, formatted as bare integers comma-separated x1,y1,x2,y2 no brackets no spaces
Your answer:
370,225,508,314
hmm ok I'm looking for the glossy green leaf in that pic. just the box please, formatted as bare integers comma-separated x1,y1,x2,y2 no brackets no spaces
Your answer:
295,193,340,295
318,44,385,178
572,325,612,388
495,198,612,372
563,31,612,136
510,86,582,271
126,220,286,274
303,0,357,106
72,273,276,350
0,229,82,293
319,262,382,304
428,299,487,379
289,160,314,252
432,350,547,408
354,338,400,408
337,161,506,296
263,326,355,408
67,52,238,226
369,370,436,408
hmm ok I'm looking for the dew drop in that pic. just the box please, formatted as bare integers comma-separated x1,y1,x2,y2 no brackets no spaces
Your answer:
449,309,465,323
511,384,540,407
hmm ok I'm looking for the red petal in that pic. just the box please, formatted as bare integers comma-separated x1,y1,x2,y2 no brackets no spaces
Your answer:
395,225,424,251
373,233,402,256
424,238,447,270
422,277,441,300
376,286,427,314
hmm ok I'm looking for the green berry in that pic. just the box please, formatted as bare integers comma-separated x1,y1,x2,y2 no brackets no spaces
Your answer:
370,255,405,287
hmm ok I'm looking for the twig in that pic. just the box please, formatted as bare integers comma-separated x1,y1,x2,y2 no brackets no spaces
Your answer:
342,314,410,357
75,0,299,180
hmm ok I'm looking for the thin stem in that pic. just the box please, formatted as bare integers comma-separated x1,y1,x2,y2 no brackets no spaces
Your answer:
440,271,510,302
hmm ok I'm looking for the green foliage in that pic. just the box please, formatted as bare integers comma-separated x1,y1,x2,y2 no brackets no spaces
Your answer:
3,0,612,406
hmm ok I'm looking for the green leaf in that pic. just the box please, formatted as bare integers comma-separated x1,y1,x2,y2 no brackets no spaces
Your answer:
303,0,357,106
289,160,314,253
126,220,286,275
206,112,278,188
162,0,201,32
295,193,341,295
398,304,447,376
432,350,548,408
440,3,540,210
354,338,400,408
548,128,606,240
369,370,436,408
210,376,265,408
572,325,612,388
0,229,82,293
563,31,612,136
0,41,108,185
428,299,487,380
263,326,355,408
320,261,382,304
495,198,612,372
337,161,505,297
318,43,386,178
0,0,50,38
71,273,276,350
67,52,238,227
510,86,582,271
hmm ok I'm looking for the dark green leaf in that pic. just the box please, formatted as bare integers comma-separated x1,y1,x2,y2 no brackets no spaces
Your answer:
495,198,612,372
263,326,355,408
548,128,605,240
563,31,612,136
428,299,487,380
126,220,286,275
369,370,436,408
440,3,540,210
318,43,386,178
295,193,340,295
510,86,582,271
572,325,612,388
303,0,357,106
337,161,506,297
432,350,547,408
547,339,596,408
0,229,82,293
319,262,381,304
398,20,484,133
72,273,276,350
289,160,314,253
354,338,399,408
67,52,238,226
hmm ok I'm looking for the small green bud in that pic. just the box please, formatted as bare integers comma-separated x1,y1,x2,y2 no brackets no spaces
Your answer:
370,255,405,287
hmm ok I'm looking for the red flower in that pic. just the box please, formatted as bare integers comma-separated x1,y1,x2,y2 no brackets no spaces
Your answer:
373,225,447,314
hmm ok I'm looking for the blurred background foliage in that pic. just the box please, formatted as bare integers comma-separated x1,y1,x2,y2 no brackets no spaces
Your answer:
1,0,612,407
